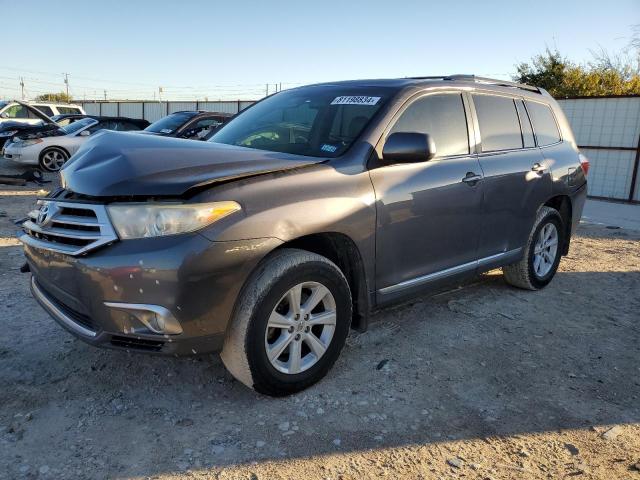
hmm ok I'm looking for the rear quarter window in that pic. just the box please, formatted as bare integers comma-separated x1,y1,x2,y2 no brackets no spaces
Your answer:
56,106,82,115
525,101,561,146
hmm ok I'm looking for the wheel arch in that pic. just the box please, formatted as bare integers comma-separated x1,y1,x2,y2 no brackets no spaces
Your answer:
543,195,572,255
272,232,371,332
39,145,70,161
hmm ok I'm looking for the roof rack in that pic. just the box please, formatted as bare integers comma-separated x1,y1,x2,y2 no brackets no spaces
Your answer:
409,74,541,94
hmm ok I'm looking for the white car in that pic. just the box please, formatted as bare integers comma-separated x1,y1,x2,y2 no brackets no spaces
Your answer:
0,100,85,126
3,117,99,171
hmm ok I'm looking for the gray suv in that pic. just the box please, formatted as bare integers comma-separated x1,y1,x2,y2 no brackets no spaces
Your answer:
19,75,588,396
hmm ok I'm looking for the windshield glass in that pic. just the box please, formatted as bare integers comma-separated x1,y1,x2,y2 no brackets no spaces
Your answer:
61,118,96,135
209,86,390,157
145,112,196,133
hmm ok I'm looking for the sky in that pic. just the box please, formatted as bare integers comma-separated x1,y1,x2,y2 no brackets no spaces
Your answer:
1,0,638,101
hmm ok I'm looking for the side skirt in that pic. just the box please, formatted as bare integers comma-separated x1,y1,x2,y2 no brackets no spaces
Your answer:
377,248,523,301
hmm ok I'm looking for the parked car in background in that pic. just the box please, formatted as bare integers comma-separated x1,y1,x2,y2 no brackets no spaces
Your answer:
3,116,148,171
0,101,58,149
142,111,232,140
0,100,84,126
19,75,588,396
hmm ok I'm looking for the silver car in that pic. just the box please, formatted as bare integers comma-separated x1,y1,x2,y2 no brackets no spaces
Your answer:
3,117,98,171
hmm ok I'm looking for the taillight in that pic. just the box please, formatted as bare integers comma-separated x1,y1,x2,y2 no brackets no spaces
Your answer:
579,153,590,176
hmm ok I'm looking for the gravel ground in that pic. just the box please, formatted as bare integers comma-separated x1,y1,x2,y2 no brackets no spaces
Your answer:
0,161,639,480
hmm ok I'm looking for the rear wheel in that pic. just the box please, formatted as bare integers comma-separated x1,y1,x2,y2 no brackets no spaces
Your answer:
503,206,564,290
39,147,69,172
221,249,352,396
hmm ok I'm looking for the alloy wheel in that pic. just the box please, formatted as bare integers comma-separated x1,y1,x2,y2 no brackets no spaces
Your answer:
533,222,558,277
42,150,67,171
264,281,336,375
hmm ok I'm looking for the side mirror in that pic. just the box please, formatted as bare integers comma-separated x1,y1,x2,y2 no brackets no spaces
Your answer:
382,132,436,165
79,130,91,136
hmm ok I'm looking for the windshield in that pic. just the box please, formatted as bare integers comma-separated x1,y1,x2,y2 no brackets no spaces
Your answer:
0,101,8,110
61,118,96,135
209,86,389,157
145,112,196,133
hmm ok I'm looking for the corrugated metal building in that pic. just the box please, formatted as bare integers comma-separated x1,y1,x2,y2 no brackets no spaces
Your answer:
80,100,255,123
557,96,640,203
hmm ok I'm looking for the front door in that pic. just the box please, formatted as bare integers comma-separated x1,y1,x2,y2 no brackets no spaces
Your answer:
370,92,484,303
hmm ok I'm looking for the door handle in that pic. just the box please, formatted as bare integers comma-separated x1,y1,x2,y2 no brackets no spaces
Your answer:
462,172,482,185
531,162,547,173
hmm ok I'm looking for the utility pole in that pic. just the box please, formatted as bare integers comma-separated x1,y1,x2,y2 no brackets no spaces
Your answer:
158,87,163,102
19,77,25,100
63,73,70,102
103,90,107,101
265,83,269,97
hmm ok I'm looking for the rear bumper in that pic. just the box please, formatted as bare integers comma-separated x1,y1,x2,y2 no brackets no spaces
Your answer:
25,234,281,355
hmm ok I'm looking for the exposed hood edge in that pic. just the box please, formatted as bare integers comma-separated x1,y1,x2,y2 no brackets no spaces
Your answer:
183,161,324,197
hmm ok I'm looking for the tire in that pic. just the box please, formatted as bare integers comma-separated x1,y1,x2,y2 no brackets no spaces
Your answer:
503,206,564,290
221,248,352,396
39,147,69,172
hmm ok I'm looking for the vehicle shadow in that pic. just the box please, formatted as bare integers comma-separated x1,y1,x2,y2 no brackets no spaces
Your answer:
1,267,639,478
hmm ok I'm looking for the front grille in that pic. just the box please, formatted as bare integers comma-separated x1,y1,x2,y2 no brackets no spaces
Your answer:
110,336,165,352
20,200,118,256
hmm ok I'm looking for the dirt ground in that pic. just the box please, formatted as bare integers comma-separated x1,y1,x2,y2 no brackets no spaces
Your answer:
0,161,638,480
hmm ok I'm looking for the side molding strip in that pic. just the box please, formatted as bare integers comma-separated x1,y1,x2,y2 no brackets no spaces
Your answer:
378,248,522,296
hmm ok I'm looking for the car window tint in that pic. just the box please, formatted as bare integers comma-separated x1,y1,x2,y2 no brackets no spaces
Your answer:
3,104,29,119
35,106,54,117
61,118,96,134
57,106,82,115
473,95,522,151
329,104,377,145
525,101,561,146
390,93,469,157
88,121,112,133
194,118,220,128
516,100,535,148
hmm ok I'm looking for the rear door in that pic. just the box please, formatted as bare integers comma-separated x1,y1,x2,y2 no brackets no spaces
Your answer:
370,91,484,303
471,93,552,263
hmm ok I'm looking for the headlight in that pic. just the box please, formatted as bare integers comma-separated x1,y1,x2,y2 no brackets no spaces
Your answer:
0,130,17,137
17,138,43,147
106,201,241,239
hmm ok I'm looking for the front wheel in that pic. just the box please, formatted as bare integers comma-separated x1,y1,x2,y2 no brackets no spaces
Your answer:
221,249,352,396
39,147,69,172
503,206,564,290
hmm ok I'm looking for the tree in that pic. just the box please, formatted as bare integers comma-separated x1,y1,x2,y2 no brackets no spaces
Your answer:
34,92,72,103
514,48,640,97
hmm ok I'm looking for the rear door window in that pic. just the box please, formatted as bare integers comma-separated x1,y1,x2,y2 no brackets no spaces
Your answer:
34,106,54,117
525,101,561,146
473,94,522,152
515,100,535,148
390,93,469,157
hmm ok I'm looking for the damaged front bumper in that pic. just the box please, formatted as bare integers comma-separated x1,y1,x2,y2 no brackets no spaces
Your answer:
23,233,282,355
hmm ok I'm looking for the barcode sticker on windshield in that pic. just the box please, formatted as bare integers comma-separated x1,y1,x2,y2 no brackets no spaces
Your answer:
331,96,380,106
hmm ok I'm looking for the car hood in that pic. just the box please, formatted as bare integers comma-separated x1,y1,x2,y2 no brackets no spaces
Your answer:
61,131,327,197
